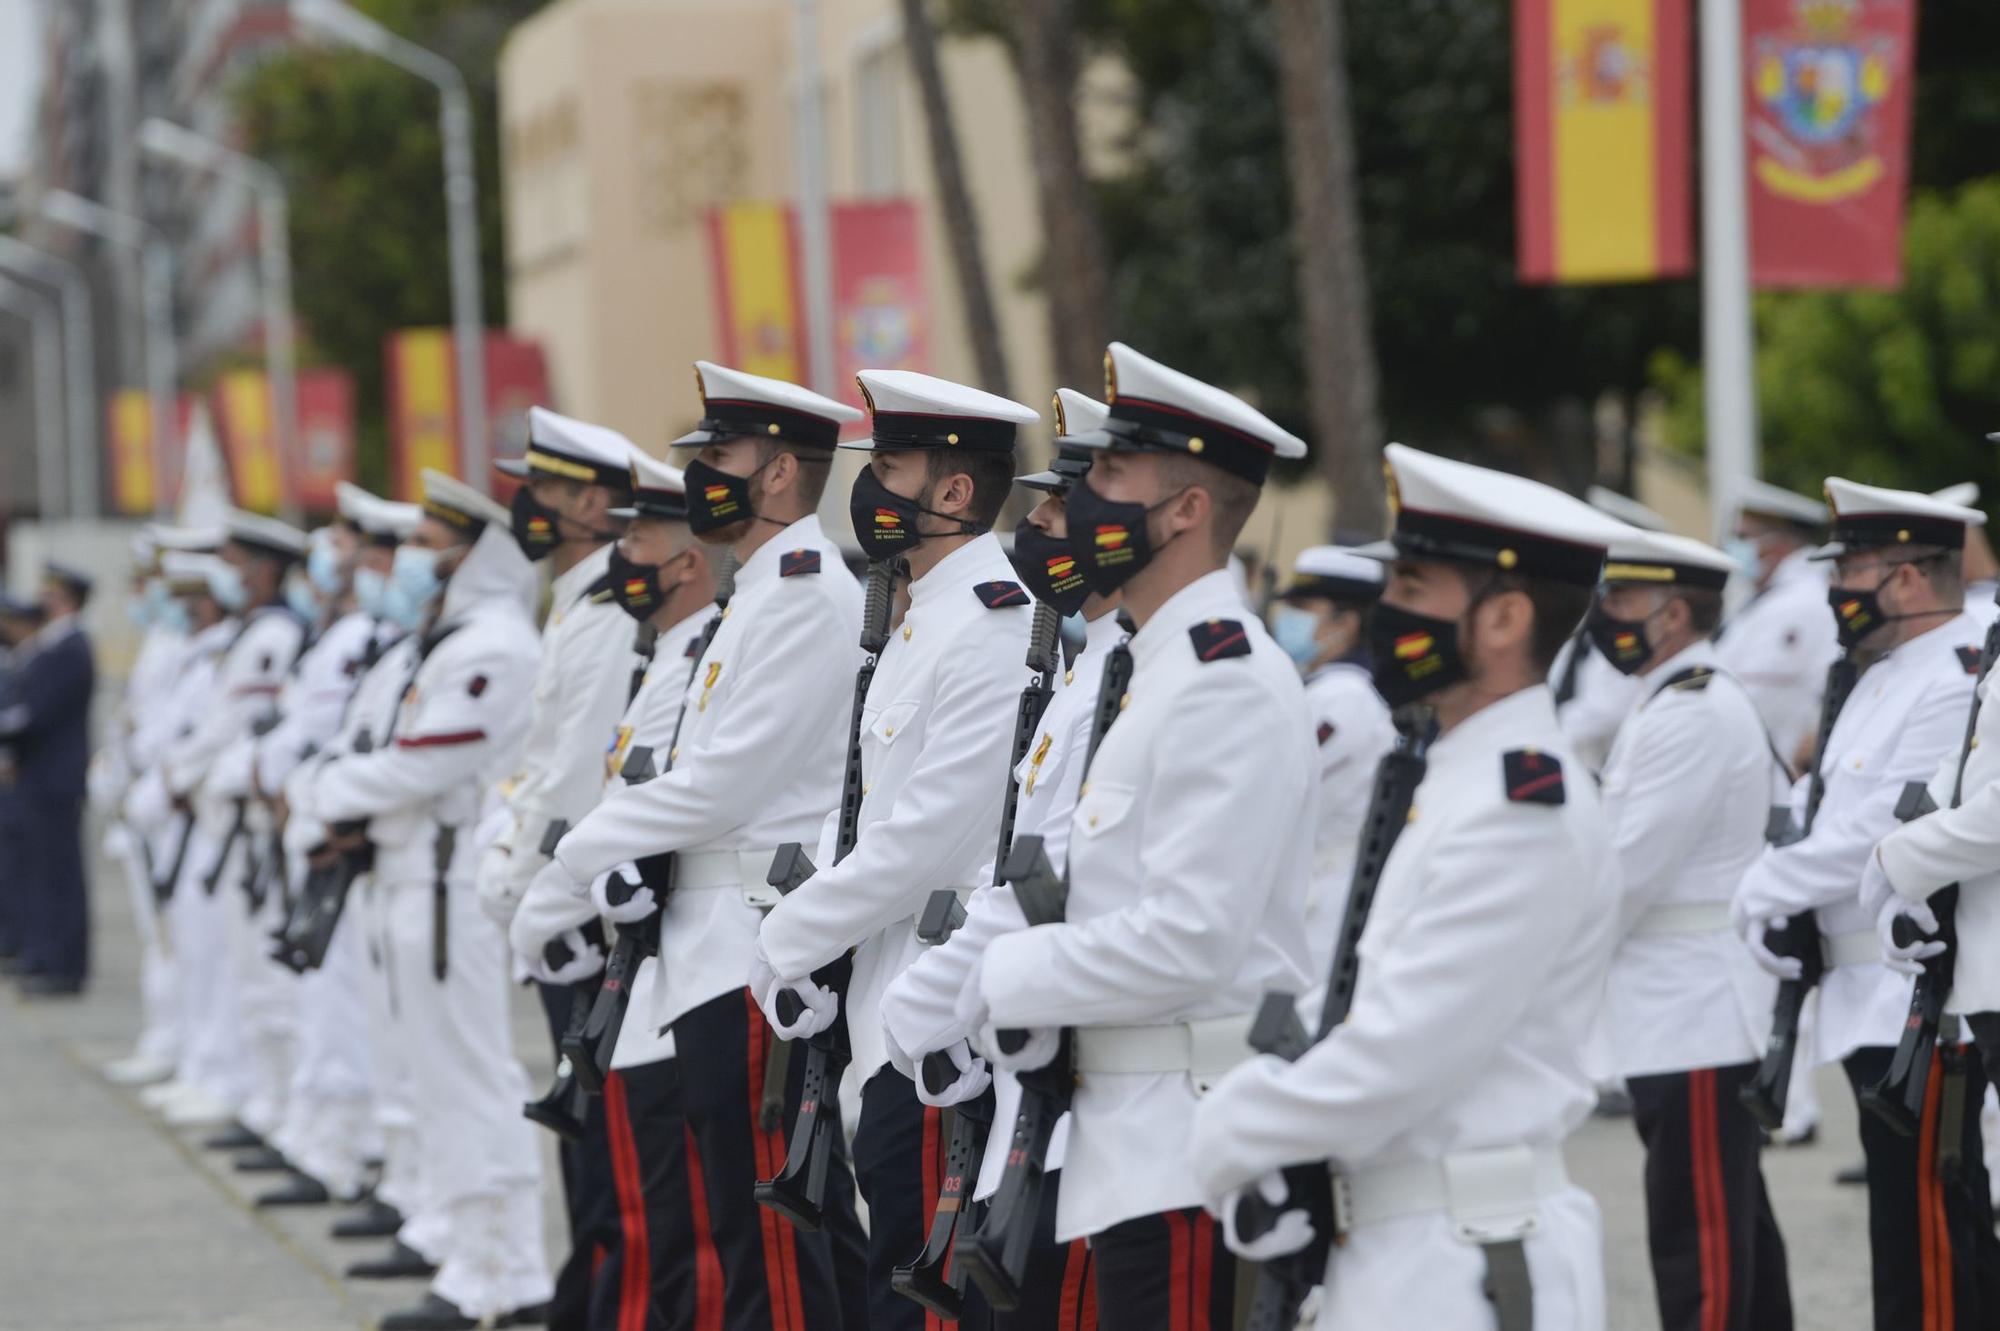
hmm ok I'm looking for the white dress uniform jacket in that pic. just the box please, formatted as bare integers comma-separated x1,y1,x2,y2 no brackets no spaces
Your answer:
980,569,1316,1241
878,606,1125,1198
1736,612,1982,1065
1875,659,2000,1014
1551,636,1646,774
162,606,306,827
553,516,860,1038
1600,643,1781,1077
254,611,382,796
1188,685,1617,1329
484,544,637,920
1301,660,1395,966
758,532,1032,1088
1718,547,1840,764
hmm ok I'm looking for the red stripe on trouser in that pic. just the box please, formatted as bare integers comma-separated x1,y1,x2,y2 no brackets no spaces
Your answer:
921,1103,944,1331
1165,1210,1191,1331
1687,1068,1729,1331
602,1073,651,1331
1189,1211,1215,1330
1058,1239,1088,1329
1918,1049,1952,1331
743,990,805,1331
684,1123,725,1331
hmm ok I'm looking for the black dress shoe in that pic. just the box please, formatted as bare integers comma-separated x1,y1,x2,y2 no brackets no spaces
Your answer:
254,1172,331,1207
0,954,34,976
202,1124,263,1151
345,1240,437,1280
16,974,83,997
1836,1160,1868,1186
331,1199,403,1240
233,1147,290,1173
377,1294,550,1329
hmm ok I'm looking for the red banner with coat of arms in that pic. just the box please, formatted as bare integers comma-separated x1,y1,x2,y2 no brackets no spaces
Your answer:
1744,0,1916,289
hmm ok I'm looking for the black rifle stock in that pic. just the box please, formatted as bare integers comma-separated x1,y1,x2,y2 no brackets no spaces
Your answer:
271,819,373,974
894,598,1062,1319
1742,654,1860,1132
1231,708,1436,1331
756,558,898,1232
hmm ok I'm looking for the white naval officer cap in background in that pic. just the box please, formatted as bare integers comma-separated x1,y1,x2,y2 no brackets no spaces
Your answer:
147,522,226,553
675,361,865,451
1585,484,1670,533
335,481,422,544
1016,388,1109,493
1602,528,1738,591
225,508,310,562
1736,478,1829,529
1368,442,1627,587
1282,545,1385,603
611,451,691,521
1931,482,1981,510
1813,476,1987,560
1073,342,1304,486
495,406,640,490
159,550,230,592
846,369,1040,452
421,468,511,535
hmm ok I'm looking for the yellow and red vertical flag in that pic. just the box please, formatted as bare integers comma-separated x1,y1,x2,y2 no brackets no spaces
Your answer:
385,329,461,500
1514,0,1693,283
106,390,157,516
212,370,286,514
707,201,807,384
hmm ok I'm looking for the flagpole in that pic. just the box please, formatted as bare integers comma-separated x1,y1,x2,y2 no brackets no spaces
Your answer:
1700,0,1758,543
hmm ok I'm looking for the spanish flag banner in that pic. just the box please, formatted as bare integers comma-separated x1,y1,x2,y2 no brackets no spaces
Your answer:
706,201,806,384
106,389,157,516
385,328,460,501
212,370,286,515
1514,0,1693,283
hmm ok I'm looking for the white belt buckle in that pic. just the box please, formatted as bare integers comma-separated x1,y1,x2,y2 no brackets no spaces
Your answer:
741,882,780,910
1187,1015,1253,1095
1443,1146,1541,1245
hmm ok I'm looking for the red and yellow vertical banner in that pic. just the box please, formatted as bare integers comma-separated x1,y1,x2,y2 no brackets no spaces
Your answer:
1514,0,1692,283
707,201,807,383
832,201,929,415
294,369,356,512
1744,0,1915,289
385,329,461,501
106,390,157,516
212,370,286,514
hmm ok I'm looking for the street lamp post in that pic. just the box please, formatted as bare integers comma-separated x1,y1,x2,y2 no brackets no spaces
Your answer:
0,273,69,520
0,237,99,518
291,0,488,480
139,118,300,520
790,0,837,398
41,189,179,518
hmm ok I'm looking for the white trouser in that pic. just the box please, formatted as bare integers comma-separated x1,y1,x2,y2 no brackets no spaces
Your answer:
274,848,379,1196
231,868,299,1139
383,874,550,1317
360,877,438,1250
117,830,180,1065
1783,993,1822,1136
170,829,251,1109
1316,1184,1604,1329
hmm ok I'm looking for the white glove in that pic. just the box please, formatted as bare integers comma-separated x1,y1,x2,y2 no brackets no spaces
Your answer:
882,1013,921,1082
591,866,658,925
750,942,838,1040
1877,894,1947,978
914,1039,992,1109
1219,1171,1319,1262
1732,892,1803,981
952,948,992,1038
475,843,524,930
510,863,599,970
982,1022,1060,1074
524,928,605,985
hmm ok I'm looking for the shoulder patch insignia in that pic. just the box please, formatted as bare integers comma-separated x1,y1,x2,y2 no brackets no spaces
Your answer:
780,549,822,578
1503,749,1566,806
467,674,488,698
683,634,702,659
1189,618,1251,662
1958,645,1981,675
1667,666,1714,692
974,579,1030,609
1316,720,1336,746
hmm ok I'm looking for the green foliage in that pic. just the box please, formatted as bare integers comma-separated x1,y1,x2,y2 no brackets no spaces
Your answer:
232,0,546,490
1657,180,2000,497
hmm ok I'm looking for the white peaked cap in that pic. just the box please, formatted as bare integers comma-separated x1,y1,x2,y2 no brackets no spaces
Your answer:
1017,388,1109,492
677,361,865,450
1284,544,1386,601
611,451,690,520
1815,476,1986,559
1603,527,1738,590
336,482,421,541
226,508,309,559
1082,342,1304,485
160,551,229,590
495,406,640,488
1375,442,1627,587
847,369,1039,452
1052,388,1110,441
1737,478,1828,528
149,522,225,552
421,469,510,533
1931,482,1981,509
1585,485,1670,532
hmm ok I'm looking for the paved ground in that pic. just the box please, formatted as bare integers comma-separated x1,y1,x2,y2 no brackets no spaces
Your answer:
3,869,1876,1330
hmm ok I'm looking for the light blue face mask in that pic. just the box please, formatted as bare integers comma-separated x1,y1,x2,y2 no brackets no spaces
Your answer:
146,578,174,624
353,565,389,619
1270,604,1323,668
1722,536,1761,582
207,563,251,613
284,572,321,623
157,598,191,635
381,545,443,631
126,588,153,629
307,537,345,597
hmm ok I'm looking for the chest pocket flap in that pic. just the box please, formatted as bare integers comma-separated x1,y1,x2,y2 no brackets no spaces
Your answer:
867,698,921,749
1073,781,1137,841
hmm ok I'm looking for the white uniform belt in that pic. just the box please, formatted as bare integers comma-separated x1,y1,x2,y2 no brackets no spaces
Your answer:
1071,1015,1255,1091
674,848,781,893
1628,902,1733,937
1337,1143,1569,1238
1822,929,1879,969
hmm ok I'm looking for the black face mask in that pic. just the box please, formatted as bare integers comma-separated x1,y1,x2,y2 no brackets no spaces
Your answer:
1011,516,1092,617
511,486,563,562
849,463,975,560
596,546,668,623
684,456,766,536
1063,478,1186,596
1583,604,1655,675
1367,599,1469,707
1829,576,1892,650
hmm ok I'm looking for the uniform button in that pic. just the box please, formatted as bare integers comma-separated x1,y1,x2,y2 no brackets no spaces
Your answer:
669,746,680,762
1119,692,1131,710
1088,815,1099,828
882,726,894,737
863,783,872,796
1064,670,1074,685
903,625,914,641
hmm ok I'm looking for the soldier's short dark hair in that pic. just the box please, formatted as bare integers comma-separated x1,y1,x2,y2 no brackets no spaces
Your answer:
925,448,1016,530
1677,586,1725,636
1475,570,1591,676
757,437,832,507
1157,454,1261,559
